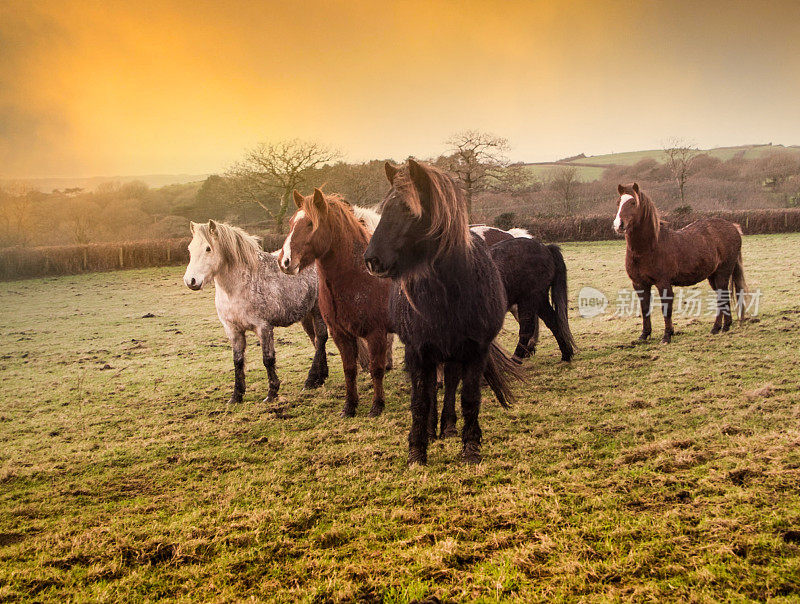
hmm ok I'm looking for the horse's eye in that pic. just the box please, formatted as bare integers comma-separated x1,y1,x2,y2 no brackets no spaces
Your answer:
206,246,211,252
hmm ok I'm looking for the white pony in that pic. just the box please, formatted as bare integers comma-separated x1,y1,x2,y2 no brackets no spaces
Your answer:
184,220,328,403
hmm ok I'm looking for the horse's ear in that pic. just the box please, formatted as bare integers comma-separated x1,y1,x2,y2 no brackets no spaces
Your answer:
617,184,625,195
313,188,327,214
293,189,304,209
208,219,218,236
407,158,430,192
384,162,399,184
632,182,640,194
189,221,196,234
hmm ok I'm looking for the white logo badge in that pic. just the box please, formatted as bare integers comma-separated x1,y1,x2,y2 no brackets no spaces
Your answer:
578,286,608,318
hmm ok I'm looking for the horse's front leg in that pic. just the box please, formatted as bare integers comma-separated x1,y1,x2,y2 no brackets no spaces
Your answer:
407,354,437,465
460,354,488,464
658,285,675,344
227,330,246,404
331,329,359,417
634,284,652,341
512,301,537,362
365,330,388,417
257,324,280,401
440,362,461,438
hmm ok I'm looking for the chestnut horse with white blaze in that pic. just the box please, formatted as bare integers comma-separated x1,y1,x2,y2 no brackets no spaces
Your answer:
278,190,393,418
614,182,747,343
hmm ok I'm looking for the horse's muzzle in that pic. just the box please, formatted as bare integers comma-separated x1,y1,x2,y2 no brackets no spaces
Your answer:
364,255,391,278
185,277,203,290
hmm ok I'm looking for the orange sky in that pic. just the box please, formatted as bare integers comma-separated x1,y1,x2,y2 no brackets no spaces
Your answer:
2,0,800,178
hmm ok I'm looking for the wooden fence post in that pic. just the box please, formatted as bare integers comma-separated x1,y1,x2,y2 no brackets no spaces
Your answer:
119,247,124,268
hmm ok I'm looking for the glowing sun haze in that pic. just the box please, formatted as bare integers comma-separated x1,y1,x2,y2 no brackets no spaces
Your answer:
2,0,799,178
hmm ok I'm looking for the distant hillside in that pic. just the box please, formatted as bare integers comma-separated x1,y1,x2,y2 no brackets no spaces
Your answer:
569,143,800,167
2,173,210,193
523,143,800,183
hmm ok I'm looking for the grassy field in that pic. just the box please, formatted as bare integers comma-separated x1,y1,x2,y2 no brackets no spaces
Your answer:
1,234,799,602
523,164,606,183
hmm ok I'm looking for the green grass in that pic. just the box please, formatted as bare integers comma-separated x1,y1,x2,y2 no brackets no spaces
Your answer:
2,234,800,601
570,144,800,167
524,164,606,183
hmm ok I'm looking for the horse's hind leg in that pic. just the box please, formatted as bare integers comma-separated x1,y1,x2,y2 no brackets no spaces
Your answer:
657,285,675,344
539,301,574,361
365,330,388,417
440,362,461,438
227,329,246,404
710,271,734,333
257,324,280,402
301,308,328,388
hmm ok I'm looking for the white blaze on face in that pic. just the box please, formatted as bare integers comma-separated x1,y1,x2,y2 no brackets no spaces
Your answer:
614,194,634,232
281,210,304,270
184,231,213,289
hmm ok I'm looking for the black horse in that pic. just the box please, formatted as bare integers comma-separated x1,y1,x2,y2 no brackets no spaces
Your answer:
489,238,576,363
364,159,522,465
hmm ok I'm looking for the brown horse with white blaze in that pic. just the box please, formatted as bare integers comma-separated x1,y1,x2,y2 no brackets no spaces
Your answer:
278,189,392,418
614,182,747,343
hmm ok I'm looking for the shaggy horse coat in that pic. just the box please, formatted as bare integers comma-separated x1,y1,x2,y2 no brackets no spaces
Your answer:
489,237,576,362
183,220,328,404
614,183,747,342
278,190,393,418
364,159,521,465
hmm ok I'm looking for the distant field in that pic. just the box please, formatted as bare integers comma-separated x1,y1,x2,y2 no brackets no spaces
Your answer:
524,164,606,183
1,234,799,601
570,144,800,167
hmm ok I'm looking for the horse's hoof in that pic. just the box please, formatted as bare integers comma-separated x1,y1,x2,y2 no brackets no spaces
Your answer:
660,335,672,344
460,442,482,465
367,404,384,418
408,448,427,466
561,354,573,362
710,326,721,335
303,377,325,389
228,394,243,405
340,406,357,418
721,324,731,333
440,424,458,438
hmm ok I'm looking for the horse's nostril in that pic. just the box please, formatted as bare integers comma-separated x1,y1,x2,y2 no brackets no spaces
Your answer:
190,277,196,286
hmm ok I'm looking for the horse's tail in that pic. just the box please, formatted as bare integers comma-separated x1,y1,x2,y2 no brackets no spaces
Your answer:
547,244,577,357
484,342,526,409
730,246,748,325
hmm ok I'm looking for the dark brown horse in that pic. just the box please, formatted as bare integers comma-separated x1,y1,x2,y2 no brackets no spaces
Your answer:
364,159,522,465
470,224,540,351
278,189,392,417
614,182,747,343
489,237,576,362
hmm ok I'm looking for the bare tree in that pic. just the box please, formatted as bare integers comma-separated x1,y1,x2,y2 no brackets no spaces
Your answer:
550,165,580,215
663,138,700,204
0,182,36,246
227,139,341,233
753,150,800,189
444,130,510,217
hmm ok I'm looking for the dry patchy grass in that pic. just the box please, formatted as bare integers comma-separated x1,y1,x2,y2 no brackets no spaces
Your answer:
1,234,799,601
